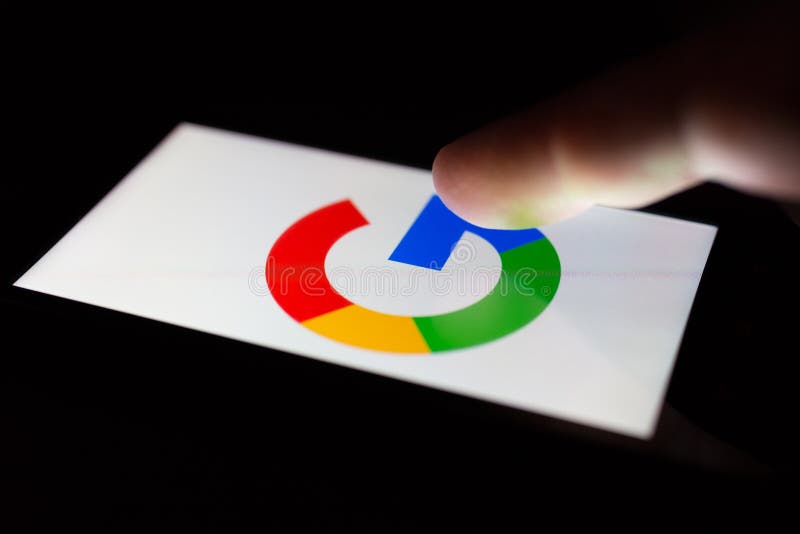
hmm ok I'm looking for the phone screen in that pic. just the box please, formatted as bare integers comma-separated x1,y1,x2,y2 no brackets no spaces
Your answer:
14,123,716,438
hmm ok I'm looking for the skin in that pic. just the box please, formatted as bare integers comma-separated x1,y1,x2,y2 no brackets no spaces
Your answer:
432,6,800,228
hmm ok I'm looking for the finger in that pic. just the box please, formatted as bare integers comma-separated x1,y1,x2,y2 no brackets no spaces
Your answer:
433,8,800,228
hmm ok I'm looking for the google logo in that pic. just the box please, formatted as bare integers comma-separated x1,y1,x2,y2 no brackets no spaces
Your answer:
267,195,560,353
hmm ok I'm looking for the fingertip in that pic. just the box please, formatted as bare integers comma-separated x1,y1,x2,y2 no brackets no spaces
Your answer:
433,130,588,229
432,140,492,226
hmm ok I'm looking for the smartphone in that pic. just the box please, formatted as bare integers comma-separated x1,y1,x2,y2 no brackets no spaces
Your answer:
12,122,716,439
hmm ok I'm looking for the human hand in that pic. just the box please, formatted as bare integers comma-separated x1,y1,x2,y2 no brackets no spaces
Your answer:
432,6,800,228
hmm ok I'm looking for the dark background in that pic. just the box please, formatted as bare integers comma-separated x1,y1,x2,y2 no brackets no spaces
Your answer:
4,3,798,529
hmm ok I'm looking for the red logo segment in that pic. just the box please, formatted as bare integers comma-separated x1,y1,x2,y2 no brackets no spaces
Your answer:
266,200,368,322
